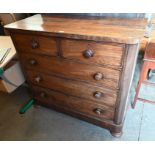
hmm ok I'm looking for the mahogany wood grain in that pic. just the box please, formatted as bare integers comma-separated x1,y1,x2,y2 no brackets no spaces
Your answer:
144,39,155,60
5,14,147,137
12,33,58,56
32,85,114,120
114,44,139,124
43,15,147,28
61,39,124,68
5,14,146,44
26,70,117,107
19,53,120,89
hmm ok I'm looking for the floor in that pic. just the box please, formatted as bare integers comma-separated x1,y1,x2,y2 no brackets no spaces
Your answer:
0,57,155,141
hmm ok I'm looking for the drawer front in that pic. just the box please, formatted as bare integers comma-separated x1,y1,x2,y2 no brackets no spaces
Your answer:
26,70,117,107
12,33,57,56
20,53,120,89
31,85,114,120
61,39,124,68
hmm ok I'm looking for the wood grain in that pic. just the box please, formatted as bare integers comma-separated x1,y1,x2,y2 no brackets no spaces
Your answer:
114,44,139,124
19,52,120,89
144,40,155,60
5,14,146,136
61,38,124,68
5,14,146,44
12,33,58,56
32,85,114,120
26,69,117,107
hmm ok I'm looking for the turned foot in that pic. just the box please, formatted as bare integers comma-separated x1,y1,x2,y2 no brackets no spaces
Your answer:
110,131,123,138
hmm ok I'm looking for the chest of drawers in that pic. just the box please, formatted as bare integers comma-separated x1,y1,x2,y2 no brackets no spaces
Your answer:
5,14,146,137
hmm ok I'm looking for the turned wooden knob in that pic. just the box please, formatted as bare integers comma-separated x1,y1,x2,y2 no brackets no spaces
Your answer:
94,91,103,98
94,108,103,115
31,40,39,49
40,92,47,98
29,59,37,65
83,49,94,58
34,76,42,83
94,72,103,80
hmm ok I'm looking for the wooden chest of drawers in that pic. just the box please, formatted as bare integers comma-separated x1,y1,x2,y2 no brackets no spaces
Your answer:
5,14,146,137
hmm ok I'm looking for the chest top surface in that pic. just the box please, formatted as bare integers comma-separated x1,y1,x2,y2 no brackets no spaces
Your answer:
5,14,147,44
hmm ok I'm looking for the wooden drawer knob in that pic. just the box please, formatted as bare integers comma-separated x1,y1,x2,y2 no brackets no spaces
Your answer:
40,92,47,98
83,49,94,58
29,59,37,65
31,40,39,49
34,76,42,83
94,108,104,115
94,72,103,80
94,91,103,98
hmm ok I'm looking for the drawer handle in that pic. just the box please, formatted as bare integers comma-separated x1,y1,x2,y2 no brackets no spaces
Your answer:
29,59,37,65
83,49,94,58
94,91,103,98
40,92,47,98
31,40,39,49
94,108,105,115
34,76,42,83
94,72,103,80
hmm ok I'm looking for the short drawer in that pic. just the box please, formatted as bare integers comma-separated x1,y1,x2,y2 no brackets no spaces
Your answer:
61,39,124,69
26,70,117,107
12,33,57,56
20,53,120,89
31,85,115,120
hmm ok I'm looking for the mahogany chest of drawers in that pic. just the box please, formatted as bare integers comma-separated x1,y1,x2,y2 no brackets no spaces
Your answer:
5,14,146,137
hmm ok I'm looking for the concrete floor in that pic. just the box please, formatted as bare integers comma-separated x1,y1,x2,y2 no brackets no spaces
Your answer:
0,58,155,141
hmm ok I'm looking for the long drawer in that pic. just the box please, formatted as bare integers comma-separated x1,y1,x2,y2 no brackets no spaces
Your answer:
31,85,115,120
26,70,117,107
61,39,124,69
12,33,58,56
20,53,120,89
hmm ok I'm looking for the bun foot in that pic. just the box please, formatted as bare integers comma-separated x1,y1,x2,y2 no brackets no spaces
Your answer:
110,131,123,138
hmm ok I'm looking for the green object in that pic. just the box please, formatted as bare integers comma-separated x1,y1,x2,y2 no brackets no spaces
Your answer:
0,68,4,76
19,99,34,114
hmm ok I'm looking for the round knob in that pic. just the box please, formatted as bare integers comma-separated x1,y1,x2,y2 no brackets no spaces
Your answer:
31,40,39,49
29,59,37,65
40,92,47,98
94,72,103,80
94,91,103,98
83,49,94,58
94,108,103,115
34,76,42,83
